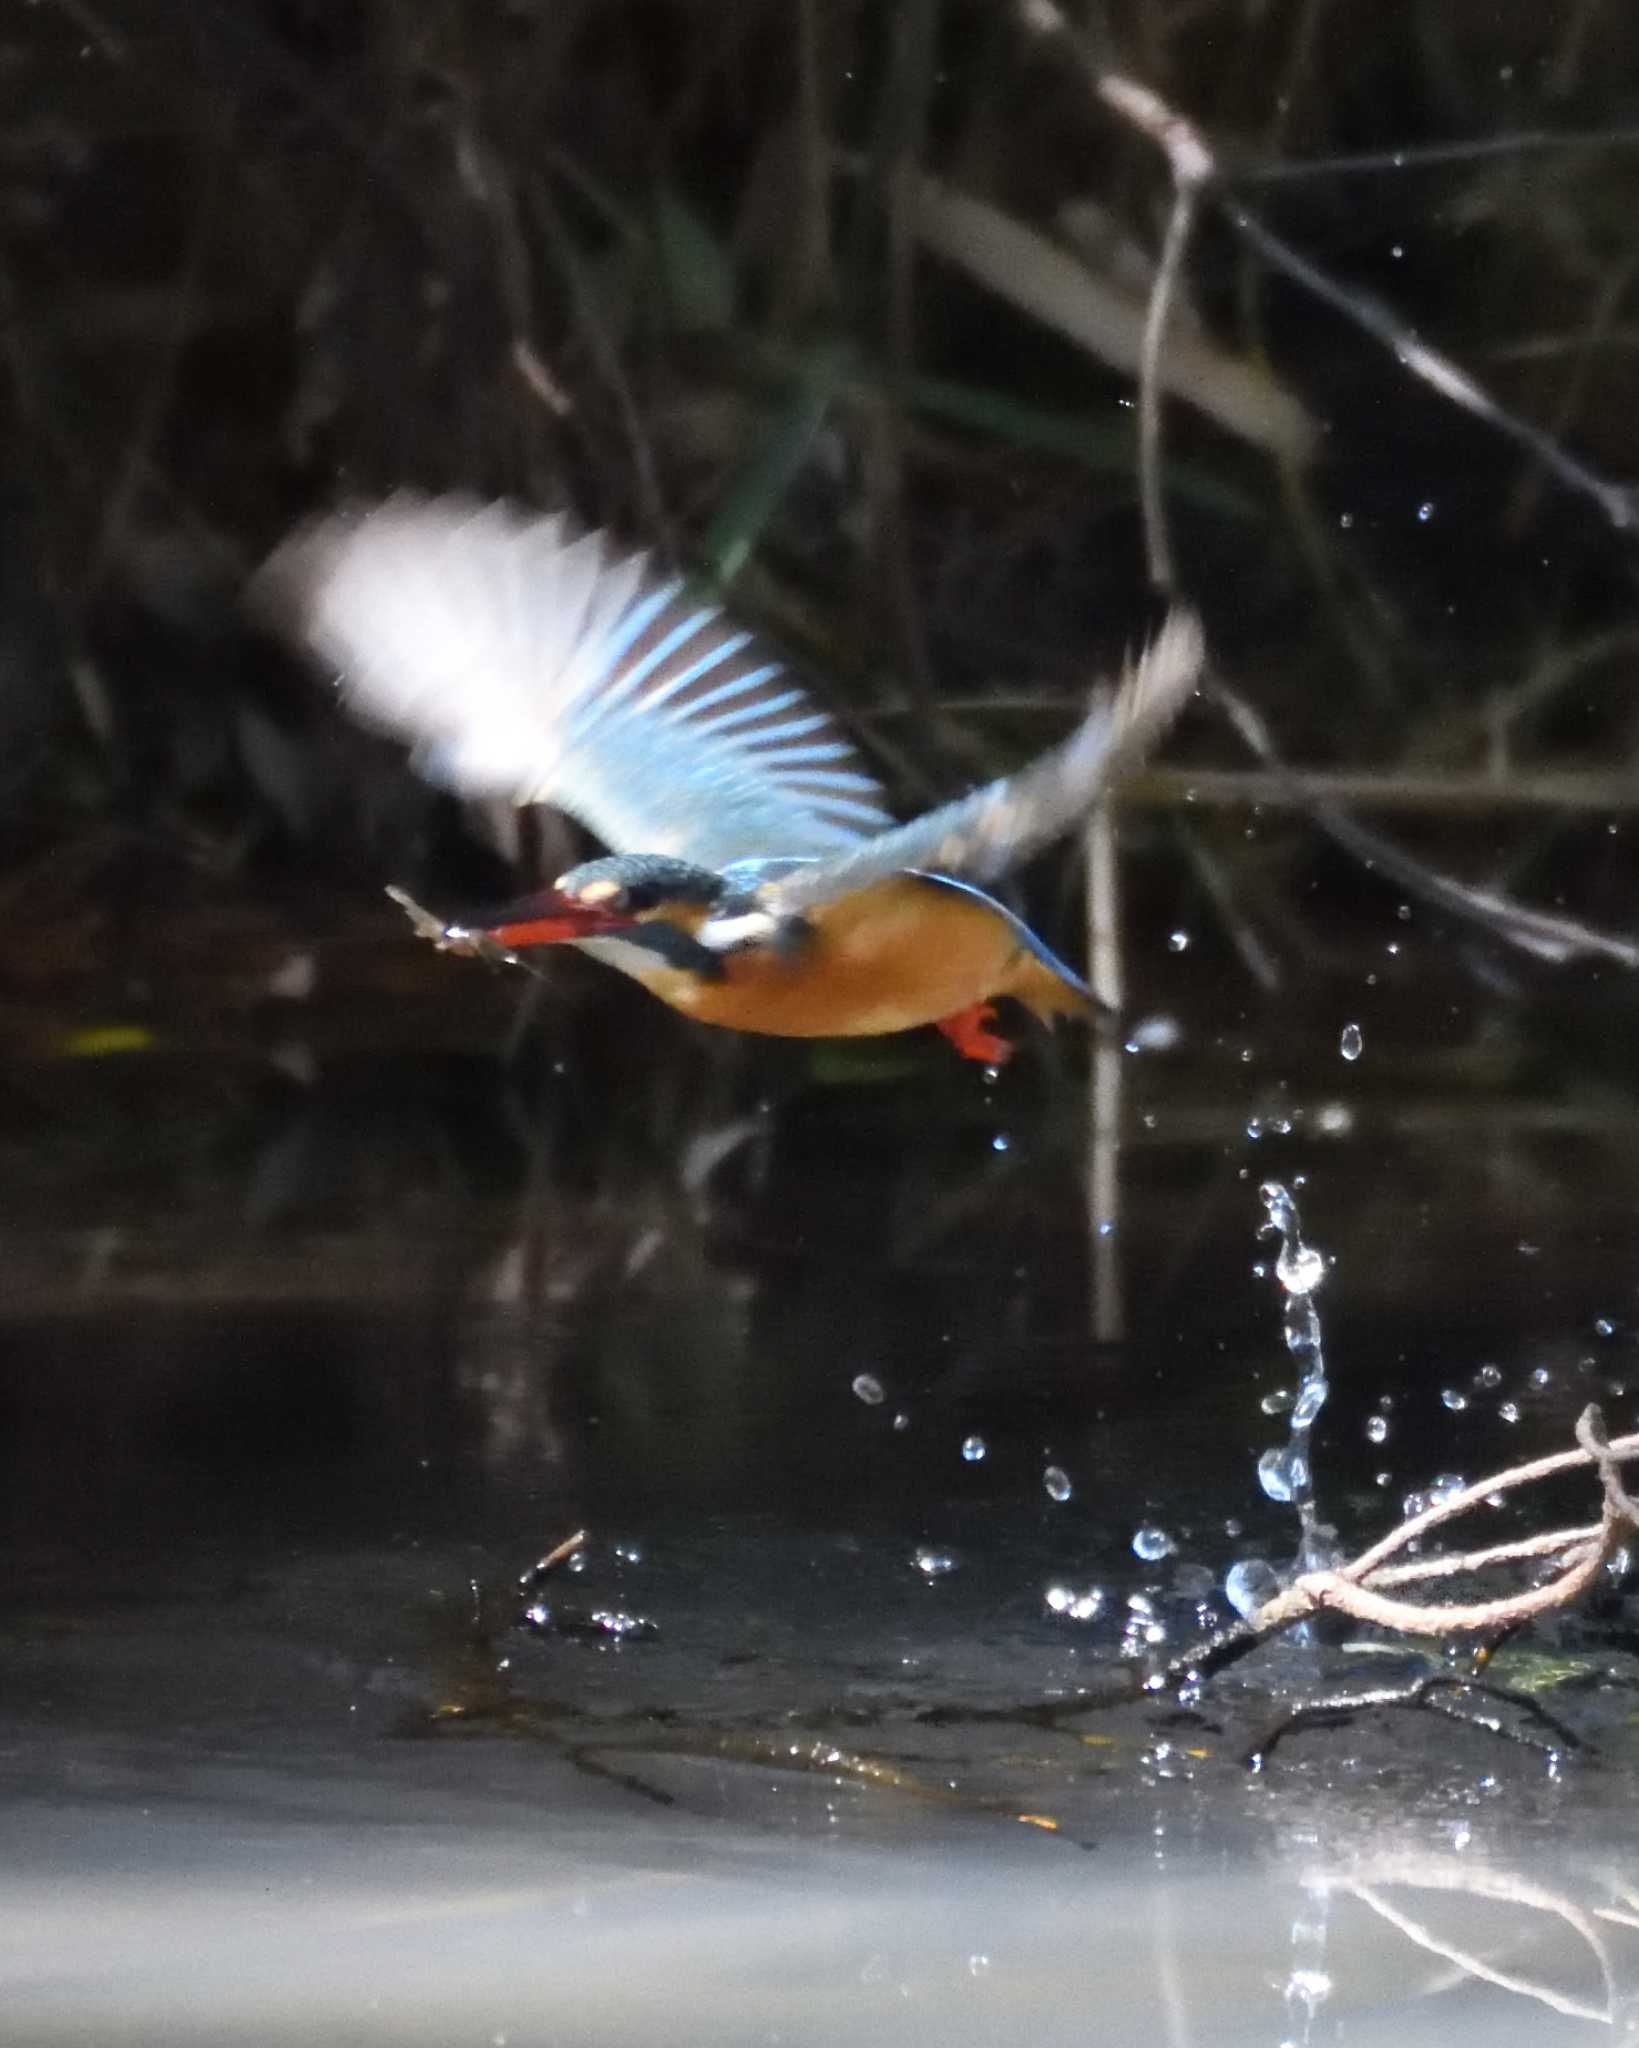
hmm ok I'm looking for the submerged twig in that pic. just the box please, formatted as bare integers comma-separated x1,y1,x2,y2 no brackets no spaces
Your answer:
1157,1406,1639,1732
1244,1672,1584,1771
1250,1407,1638,1641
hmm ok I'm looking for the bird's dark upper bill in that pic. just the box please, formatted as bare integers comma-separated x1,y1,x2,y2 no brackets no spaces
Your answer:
477,892,638,949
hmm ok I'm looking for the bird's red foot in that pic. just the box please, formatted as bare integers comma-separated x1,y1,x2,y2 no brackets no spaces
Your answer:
936,1002,1014,1065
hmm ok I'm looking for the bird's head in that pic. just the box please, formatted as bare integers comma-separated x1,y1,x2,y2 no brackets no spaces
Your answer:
478,853,734,949
555,854,727,918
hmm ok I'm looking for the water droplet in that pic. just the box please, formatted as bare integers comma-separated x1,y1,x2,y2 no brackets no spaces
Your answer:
1291,1377,1328,1427
1596,1317,1616,1338
1257,1446,1308,1502
1366,1414,1390,1444
851,1374,884,1405
1225,1557,1280,1618
1430,1472,1466,1503
1043,1465,1072,1503
1277,1242,1326,1296
1259,1180,1298,1234
1417,501,1434,522
1531,1366,1552,1388
1498,1401,1520,1423
1125,1012,1181,1052
1260,1388,1293,1416
1441,1387,1468,1411
1285,1298,1323,1355
914,1546,957,1578
1339,1021,1364,1062
1338,511,1355,530
960,1434,987,1463
1132,1525,1175,1562
1168,930,1191,953
991,1133,1011,1153
892,1411,911,1431
968,1954,991,1977
1474,1363,1502,1389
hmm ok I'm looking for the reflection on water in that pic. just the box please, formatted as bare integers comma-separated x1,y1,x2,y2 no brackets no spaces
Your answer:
3,946,1639,2041
6,1736,1639,2045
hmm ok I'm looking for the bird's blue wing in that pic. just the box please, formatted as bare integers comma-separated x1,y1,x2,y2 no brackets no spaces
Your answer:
260,494,894,869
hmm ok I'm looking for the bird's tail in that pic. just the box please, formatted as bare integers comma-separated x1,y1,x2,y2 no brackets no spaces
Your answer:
1009,950,1099,1028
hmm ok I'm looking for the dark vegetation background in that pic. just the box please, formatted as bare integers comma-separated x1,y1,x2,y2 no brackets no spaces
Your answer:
4,0,1639,1082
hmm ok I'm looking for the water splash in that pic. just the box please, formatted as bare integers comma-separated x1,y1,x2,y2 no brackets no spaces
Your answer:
1231,1181,1342,1620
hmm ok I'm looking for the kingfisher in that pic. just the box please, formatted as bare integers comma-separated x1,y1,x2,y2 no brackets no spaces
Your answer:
262,495,1201,1062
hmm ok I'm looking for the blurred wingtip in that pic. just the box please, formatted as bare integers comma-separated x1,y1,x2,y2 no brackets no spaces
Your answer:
1139,602,1206,701
1110,602,1206,754
249,490,482,645
249,497,378,647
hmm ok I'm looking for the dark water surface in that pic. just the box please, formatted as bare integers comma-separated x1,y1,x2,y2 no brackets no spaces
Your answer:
4,936,1639,2043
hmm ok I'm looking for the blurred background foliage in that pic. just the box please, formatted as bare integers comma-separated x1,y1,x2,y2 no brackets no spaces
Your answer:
3,0,1639,1062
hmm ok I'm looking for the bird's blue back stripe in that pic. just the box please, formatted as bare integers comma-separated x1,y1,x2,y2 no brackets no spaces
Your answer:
601,605,718,710
634,628,754,715
912,873,1091,999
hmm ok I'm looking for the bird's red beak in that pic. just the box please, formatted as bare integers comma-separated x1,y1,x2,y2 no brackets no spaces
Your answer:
473,888,639,951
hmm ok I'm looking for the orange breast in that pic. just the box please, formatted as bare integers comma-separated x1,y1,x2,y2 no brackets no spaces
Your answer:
634,877,1082,1039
